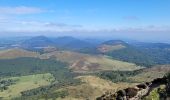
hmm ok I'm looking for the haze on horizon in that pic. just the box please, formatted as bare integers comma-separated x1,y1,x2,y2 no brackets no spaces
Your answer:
0,0,170,43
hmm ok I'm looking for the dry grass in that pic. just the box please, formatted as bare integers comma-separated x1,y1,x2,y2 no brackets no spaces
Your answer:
54,65,170,100
129,65,170,82
0,48,39,59
56,75,137,100
98,44,126,53
41,51,141,72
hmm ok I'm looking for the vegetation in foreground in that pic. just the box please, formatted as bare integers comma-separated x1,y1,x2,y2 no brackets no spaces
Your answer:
0,73,54,99
0,57,81,100
144,73,170,100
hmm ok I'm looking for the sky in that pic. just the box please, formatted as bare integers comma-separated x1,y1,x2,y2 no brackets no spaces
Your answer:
0,0,170,42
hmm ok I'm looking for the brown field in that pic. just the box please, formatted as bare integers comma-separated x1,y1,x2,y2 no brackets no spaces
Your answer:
0,48,39,59
56,75,137,100
97,44,126,53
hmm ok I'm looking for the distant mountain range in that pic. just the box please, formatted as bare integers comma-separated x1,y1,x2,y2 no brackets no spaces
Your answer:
21,36,55,48
141,42,170,50
52,36,95,49
19,36,95,51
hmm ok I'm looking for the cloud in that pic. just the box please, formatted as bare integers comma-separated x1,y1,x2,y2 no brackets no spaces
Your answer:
0,17,170,43
0,6,45,14
146,25,170,31
1,24,170,43
44,22,82,28
0,19,84,32
0,19,170,33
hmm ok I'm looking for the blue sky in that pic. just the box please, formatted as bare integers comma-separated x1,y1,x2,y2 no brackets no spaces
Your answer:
0,0,170,42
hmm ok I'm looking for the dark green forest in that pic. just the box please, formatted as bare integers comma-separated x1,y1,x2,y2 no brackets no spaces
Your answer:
105,47,170,67
0,58,67,77
95,70,141,83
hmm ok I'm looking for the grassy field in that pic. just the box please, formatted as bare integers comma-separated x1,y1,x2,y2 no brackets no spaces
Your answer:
40,51,142,72
0,73,54,99
87,55,141,71
129,65,170,82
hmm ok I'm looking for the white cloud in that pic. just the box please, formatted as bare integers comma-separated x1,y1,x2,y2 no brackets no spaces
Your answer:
0,19,170,33
0,6,45,14
44,22,82,28
0,19,84,32
121,25,170,32
0,24,170,43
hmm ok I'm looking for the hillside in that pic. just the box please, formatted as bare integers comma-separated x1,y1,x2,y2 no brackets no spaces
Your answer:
40,50,141,72
52,36,95,50
129,65,170,82
95,65,170,100
96,73,170,100
96,65,170,83
0,48,39,59
103,41,170,67
97,40,152,66
0,57,69,78
52,75,137,100
21,36,56,49
97,40,127,53
0,48,141,72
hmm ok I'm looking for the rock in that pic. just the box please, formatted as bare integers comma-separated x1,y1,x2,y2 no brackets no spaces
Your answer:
96,76,169,100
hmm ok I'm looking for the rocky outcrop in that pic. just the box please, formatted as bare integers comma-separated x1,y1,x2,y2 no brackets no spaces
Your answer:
96,77,169,100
